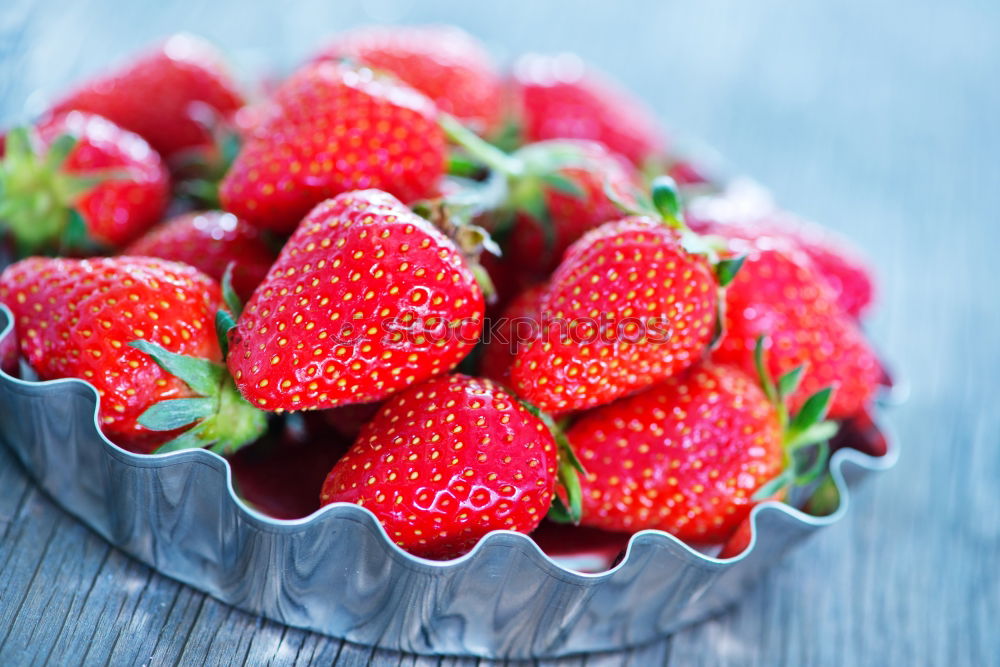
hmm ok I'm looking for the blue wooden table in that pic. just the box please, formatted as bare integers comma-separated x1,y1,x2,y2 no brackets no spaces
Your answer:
1,0,998,664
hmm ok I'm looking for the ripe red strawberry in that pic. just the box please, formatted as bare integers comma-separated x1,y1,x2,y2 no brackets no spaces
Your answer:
319,374,558,558
509,53,666,167
0,256,264,454
688,185,875,318
718,483,816,558
710,238,879,418
479,284,546,387
50,34,244,161
123,210,276,301
227,190,485,412
510,216,718,413
503,141,642,277
0,112,169,251
569,364,784,542
220,61,446,234
313,25,503,135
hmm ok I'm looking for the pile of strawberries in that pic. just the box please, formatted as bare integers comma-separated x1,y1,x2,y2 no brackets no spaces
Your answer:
0,26,883,562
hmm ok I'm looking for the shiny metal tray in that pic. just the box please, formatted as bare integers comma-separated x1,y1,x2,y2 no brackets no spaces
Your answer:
0,304,897,659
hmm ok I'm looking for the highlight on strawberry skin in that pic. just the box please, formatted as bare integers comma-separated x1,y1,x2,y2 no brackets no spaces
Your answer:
312,24,505,136
122,210,276,302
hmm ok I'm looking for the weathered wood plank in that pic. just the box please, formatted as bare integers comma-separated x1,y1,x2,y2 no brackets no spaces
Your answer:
0,450,31,542
664,1,1000,664
1,529,112,665
292,633,347,667
438,655,480,667
103,565,186,666
398,653,445,667
333,641,379,666
175,598,262,666
0,486,89,663
622,640,671,667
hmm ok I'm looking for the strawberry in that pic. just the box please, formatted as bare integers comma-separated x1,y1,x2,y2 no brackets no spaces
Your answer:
479,284,546,388
502,141,642,277
716,486,792,558
688,183,876,318
569,355,837,543
123,210,276,301
220,61,446,234
227,190,485,412
313,25,503,135
509,211,719,413
0,256,264,454
319,374,559,558
509,53,666,167
834,407,890,459
50,34,244,162
0,112,169,252
718,477,838,558
570,364,780,541
710,237,879,418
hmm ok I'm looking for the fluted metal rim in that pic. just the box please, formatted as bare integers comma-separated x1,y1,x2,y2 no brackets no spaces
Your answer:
0,303,897,576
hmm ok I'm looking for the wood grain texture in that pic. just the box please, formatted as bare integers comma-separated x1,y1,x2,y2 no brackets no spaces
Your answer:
1,0,998,665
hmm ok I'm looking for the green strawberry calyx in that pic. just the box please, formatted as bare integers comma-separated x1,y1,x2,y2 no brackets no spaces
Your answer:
750,335,839,501
440,114,523,178
0,127,123,255
603,174,737,268
606,174,748,350
522,401,586,525
214,262,243,357
131,268,266,456
440,114,627,265
442,116,739,281
129,339,266,456
411,189,502,304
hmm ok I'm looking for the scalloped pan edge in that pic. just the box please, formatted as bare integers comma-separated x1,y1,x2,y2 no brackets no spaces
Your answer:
0,303,898,659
